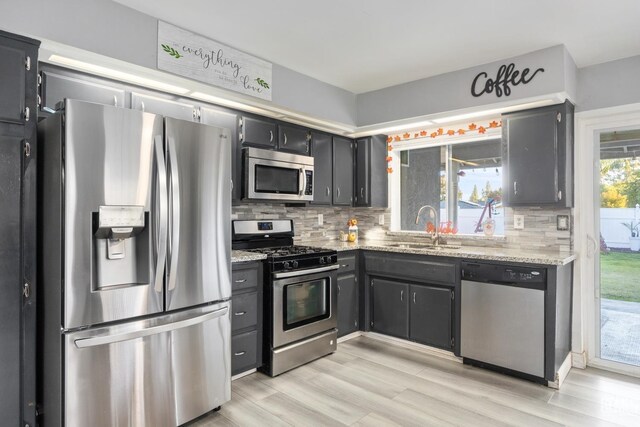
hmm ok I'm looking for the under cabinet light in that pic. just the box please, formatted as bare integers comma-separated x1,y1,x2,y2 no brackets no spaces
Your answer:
47,55,190,95
432,100,555,124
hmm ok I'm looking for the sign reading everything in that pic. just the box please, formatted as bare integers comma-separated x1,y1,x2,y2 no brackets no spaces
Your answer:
471,63,544,98
157,21,272,101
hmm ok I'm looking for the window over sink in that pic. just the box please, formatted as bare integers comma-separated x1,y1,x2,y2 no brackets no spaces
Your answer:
391,130,504,236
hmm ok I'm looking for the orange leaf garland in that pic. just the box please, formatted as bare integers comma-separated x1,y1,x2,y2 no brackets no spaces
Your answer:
386,136,393,143
403,132,410,139
468,123,477,130
478,126,486,134
430,132,438,138
394,135,401,142
457,129,465,135
386,156,392,162
447,129,455,136
437,128,444,135
420,130,427,136
387,167,393,173
489,120,499,128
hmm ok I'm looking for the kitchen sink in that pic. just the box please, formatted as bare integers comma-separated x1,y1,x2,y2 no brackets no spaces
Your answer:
385,243,461,250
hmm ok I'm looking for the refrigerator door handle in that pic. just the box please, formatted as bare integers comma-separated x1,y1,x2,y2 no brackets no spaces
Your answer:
153,135,168,293
74,306,229,348
167,136,181,292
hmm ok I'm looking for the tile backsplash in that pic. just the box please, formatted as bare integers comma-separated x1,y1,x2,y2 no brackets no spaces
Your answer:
232,204,572,252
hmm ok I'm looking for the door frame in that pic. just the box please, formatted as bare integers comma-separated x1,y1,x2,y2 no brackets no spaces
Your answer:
575,103,640,377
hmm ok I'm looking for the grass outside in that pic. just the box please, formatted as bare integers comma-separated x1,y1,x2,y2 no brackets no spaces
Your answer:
600,251,640,302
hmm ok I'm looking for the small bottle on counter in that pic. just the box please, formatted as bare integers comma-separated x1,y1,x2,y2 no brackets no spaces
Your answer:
348,218,358,242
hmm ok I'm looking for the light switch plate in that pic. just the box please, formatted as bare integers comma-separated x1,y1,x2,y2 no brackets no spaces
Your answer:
318,214,323,226
378,214,385,225
514,215,525,230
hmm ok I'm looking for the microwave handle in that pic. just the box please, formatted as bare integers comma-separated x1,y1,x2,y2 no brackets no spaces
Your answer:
299,168,306,196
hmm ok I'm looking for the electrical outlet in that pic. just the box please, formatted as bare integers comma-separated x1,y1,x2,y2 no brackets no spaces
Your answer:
378,214,385,225
318,214,323,226
231,213,238,220
514,215,525,230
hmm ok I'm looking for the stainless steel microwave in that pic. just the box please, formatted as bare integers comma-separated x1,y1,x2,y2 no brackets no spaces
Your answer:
243,147,314,201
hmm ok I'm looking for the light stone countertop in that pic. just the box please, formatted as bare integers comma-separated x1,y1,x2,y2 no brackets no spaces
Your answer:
231,250,267,263
302,239,576,266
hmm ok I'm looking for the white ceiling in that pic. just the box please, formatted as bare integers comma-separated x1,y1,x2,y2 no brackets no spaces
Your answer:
114,0,640,94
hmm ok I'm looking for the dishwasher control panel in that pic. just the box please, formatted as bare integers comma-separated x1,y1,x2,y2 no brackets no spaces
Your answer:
461,261,546,284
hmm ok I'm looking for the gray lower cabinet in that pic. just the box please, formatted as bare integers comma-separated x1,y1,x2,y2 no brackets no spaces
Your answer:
338,273,358,337
371,278,409,338
333,136,354,206
311,132,333,205
231,262,263,376
409,284,453,350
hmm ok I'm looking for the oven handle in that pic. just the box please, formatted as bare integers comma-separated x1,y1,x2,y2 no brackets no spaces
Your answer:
273,264,339,279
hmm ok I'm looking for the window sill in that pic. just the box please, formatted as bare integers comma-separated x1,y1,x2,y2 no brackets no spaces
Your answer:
387,230,507,242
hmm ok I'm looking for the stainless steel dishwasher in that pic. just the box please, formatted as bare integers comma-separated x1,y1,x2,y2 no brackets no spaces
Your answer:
460,261,546,378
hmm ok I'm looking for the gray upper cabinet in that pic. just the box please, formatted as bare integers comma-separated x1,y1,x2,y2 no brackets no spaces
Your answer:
278,124,310,155
131,92,196,121
240,115,276,149
0,44,26,123
502,101,574,207
41,71,126,112
355,135,388,207
200,105,240,201
371,278,409,338
409,285,453,350
311,132,333,205
333,136,354,206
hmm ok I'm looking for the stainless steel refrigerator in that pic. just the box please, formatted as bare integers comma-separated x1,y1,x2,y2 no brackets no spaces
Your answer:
38,99,232,427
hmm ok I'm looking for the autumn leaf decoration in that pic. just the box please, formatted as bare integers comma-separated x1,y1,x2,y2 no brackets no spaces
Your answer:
161,44,182,59
255,78,270,89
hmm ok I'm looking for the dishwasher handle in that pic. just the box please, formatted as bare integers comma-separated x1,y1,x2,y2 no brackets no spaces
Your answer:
461,278,545,291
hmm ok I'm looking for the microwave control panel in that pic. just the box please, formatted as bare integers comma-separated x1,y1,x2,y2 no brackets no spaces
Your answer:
304,170,313,195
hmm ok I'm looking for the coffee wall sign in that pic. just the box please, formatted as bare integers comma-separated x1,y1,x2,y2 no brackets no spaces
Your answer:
157,21,273,101
471,63,544,98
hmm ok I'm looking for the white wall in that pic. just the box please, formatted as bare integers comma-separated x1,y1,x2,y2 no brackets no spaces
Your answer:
577,55,640,112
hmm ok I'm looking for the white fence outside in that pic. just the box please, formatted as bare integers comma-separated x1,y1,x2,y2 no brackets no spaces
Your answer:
601,207,640,249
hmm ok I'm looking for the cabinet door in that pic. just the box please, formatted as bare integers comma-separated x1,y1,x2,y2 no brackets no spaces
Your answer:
333,136,354,206
371,278,409,338
200,106,240,201
240,116,276,148
409,285,453,349
337,273,358,337
0,134,22,422
278,124,310,155
131,92,196,121
41,70,126,111
355,138,370,206
0,45,26,123
311,132,332,205
503,108,559,205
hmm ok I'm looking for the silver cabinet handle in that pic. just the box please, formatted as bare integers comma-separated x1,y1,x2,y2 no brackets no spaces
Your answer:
234,351,246,356
24,107,30,122
153,135,168,293
513,181,518,195
269,130,273,143
400,290,404,302
234,311,246,316
234,278,247,283
284,133,288,145
337,187,341,199
75,306,228,348
361,187,364,198
413,292,416,303
338,284,341,294
326,186,330,196
167,136,181,292
340,264,350,268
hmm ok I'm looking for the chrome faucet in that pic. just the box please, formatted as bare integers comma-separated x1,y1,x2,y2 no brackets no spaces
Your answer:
415,204,441,245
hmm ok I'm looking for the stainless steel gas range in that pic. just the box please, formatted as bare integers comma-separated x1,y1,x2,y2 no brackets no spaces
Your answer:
232,220,338,376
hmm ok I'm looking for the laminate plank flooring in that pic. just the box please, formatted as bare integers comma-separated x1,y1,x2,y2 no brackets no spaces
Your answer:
188,336,640,427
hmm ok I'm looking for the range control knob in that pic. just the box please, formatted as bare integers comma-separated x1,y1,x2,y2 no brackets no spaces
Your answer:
292,260,299,268
283,261,291,270
319,257,326,264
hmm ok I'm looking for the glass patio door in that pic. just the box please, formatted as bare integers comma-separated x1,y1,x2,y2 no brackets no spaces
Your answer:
597,127,640,368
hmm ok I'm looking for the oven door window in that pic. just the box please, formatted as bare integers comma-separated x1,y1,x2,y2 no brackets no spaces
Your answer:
283,278,330,330
254,164,299,194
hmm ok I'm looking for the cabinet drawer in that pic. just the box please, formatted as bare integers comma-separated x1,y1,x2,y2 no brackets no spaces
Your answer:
231,266,259,291
365,253,456,285
338,252,357,274
232,330,258,375
232,292,258,332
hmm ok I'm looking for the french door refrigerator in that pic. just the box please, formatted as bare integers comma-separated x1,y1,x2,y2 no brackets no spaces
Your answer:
38,99,232,427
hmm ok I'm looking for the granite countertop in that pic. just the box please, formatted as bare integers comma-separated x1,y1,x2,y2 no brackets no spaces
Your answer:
302,239,576,266
231,250,267,263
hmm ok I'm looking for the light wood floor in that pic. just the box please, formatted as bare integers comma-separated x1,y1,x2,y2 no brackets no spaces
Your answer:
189,336,640,426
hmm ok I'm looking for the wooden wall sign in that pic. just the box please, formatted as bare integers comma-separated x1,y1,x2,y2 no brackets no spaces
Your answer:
157,21,273,101
471,63,544,98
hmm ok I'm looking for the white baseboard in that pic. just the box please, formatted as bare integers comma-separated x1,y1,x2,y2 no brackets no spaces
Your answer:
231,368,256,381
571,351,587,369
361,332,462,363
548,353,573,389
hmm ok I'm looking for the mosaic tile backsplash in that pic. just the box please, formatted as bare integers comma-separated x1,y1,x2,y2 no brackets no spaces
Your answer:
232,203,572,252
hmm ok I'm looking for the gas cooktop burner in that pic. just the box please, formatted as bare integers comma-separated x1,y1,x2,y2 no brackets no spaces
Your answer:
245,245,331,258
